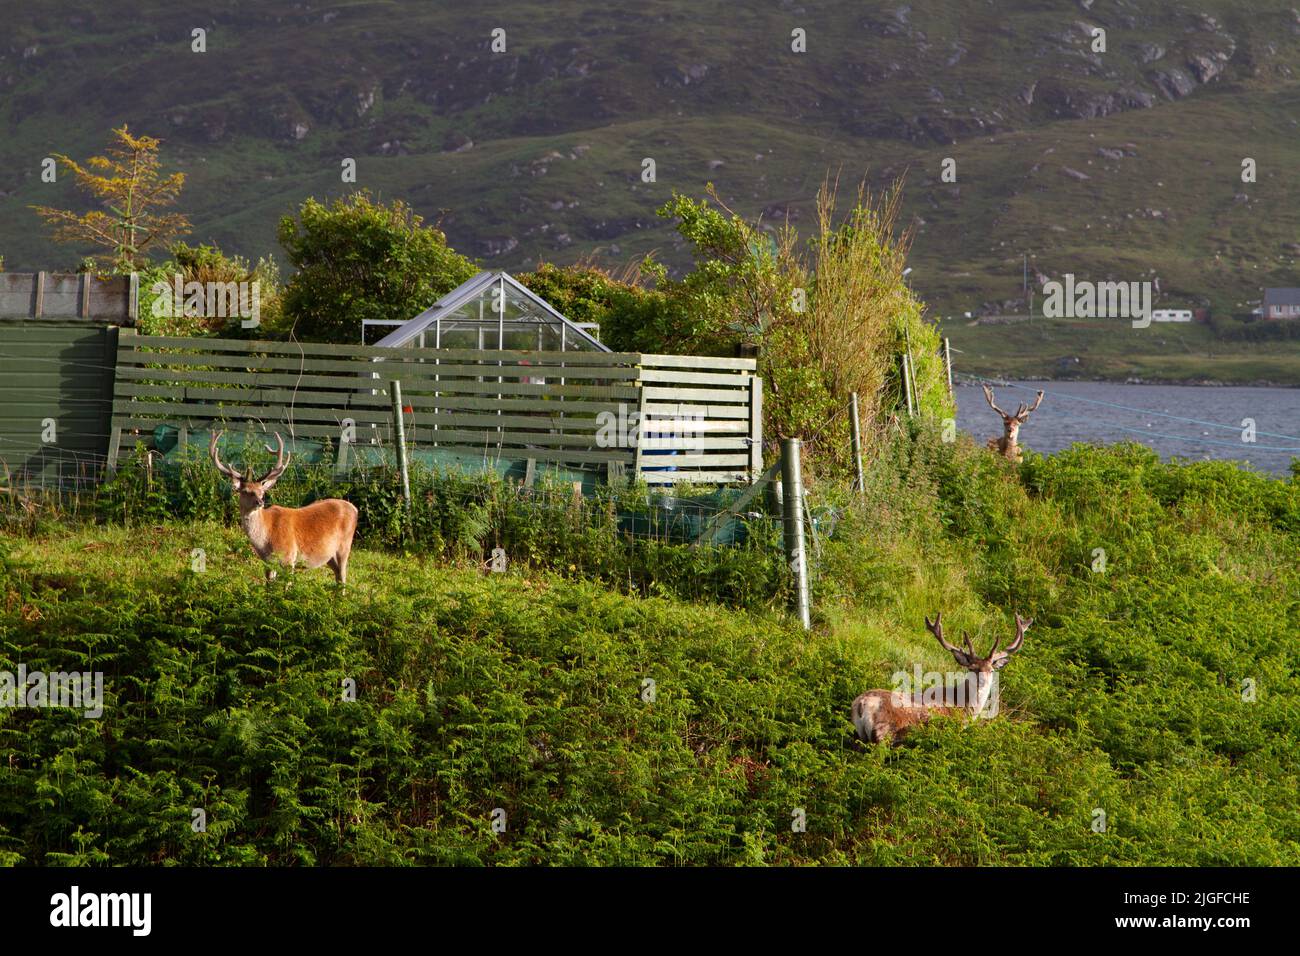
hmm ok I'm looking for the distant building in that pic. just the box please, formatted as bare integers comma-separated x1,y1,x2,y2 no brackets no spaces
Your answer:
1151,309,1192,323
1261,288,1300,320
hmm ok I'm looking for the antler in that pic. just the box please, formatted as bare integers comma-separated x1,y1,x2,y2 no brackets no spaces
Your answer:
988,613,1032,668
1015,391,1044,421
982,384,1012,420
1006,613,1032,655
209,430,244,481
926,612,963,656
256,432,291,484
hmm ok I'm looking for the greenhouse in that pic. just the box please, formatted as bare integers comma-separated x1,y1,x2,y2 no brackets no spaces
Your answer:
367,270,608,351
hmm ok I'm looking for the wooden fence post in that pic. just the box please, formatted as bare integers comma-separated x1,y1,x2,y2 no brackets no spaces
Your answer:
333,433,351,478
781,438,811,630
631,371,646,484
849,391,865,495
900,354,916,416
748,376,763,480
390,379,411,510
942,337,954,397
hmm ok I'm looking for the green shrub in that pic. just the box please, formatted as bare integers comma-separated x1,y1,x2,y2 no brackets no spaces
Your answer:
277,192,477,343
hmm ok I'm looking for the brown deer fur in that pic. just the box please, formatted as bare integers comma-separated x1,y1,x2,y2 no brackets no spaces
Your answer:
982,385,1044,462
211,432,358,585
852,612,1031,744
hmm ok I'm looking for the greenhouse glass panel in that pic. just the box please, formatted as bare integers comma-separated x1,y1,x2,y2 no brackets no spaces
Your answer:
373,271,608,353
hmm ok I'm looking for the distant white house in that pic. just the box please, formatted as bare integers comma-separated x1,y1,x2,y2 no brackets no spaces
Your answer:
1151,309,1193,323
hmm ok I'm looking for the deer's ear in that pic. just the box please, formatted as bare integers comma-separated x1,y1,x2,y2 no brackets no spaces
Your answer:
991,655,1012,669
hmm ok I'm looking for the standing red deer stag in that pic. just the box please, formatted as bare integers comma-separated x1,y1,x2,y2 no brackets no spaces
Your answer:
983,385,1044,462
851,612,1031,744
210,431,358,586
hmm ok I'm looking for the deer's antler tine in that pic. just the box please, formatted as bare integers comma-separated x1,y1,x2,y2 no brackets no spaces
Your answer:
926,612,961,655
983,385,1012,420
1005,613,1032,654
962,631,976,658
209,430,242,480
257,432,289,483
1025,390,1045,414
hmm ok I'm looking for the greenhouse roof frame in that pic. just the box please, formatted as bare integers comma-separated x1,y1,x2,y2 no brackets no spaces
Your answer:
371,270,609,352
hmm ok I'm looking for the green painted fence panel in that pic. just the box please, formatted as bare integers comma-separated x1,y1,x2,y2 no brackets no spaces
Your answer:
0,322,118,490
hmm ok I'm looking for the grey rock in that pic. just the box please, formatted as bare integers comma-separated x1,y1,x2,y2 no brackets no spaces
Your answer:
1138,42,1165,64
1151,68,1196,99
443,131,473,152
479,237,518,257
1187,53,1225,83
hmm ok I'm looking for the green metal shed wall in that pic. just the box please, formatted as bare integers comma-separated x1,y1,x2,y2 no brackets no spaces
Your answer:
0,322,118,489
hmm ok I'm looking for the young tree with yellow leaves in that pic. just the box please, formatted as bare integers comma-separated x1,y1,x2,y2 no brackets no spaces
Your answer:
31,125,190,274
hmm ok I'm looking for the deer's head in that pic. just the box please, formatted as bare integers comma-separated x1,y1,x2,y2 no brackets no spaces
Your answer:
210,431,291,510
925,611,1031,713
982,385,1044,443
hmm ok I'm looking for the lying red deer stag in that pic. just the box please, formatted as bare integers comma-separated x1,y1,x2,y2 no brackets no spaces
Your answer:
210,431,359,586
983,385,1044,462
851,612,1031,744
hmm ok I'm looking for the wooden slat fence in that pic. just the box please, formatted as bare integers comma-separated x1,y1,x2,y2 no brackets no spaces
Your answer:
108,332,762,485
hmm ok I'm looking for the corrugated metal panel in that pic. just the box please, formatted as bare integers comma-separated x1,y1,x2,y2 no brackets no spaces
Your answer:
0,322,116,489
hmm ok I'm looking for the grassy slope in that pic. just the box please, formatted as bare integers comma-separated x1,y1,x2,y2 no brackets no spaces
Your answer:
4,1,1300,351
1,435,1297,865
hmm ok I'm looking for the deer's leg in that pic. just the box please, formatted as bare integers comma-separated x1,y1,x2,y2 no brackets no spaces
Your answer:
335,537,353,587
265,564,277,583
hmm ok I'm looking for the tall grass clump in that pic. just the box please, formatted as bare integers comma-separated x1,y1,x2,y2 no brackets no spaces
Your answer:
806,176,950,437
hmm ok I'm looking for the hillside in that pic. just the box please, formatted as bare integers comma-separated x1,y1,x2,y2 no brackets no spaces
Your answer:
2,434,1298,864
4,0,1300,326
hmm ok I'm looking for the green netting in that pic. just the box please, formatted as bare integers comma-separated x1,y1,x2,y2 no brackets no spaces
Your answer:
148,425,756,545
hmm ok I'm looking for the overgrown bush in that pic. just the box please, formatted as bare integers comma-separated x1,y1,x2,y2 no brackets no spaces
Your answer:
137,241,284,338
276,192,477,343
647,179,953,479
516,261,687,354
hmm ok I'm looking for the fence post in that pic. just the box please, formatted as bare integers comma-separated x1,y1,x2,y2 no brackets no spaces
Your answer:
631,365,646,483
780,438,811,630
942,337,954,397
849,391,865,495
390,379,411,511
747,376,763,480
99,324,119,478
333,434,351,478
900,354,916,416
